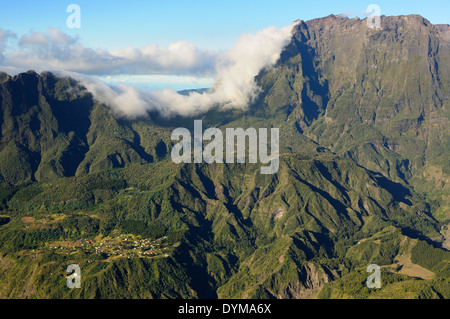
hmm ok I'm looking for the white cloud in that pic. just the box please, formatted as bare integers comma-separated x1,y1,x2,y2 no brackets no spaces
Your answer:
0,29,16,62
1,21,298,118
1,27,219,76
110,42,220,76
66,22,298,118
213,23,297,108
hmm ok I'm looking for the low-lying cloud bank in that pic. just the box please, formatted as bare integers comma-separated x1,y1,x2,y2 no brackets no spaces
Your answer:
1,22,298,118
0,27,219,77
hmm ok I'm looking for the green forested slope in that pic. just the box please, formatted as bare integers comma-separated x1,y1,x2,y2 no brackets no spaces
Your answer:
0,14,449,299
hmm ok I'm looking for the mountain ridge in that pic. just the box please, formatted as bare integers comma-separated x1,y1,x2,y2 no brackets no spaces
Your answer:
0,14,448,299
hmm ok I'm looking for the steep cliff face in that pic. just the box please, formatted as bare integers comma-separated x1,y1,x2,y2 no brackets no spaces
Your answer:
255,14,450,221
275,262,336,299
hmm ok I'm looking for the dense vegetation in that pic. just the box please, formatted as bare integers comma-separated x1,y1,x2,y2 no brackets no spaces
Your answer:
0,14,449,299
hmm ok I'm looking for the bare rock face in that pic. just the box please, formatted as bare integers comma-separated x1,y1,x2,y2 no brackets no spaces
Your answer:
436,24,450,42
276,262,336,299
257,13,450,222
441,223,450,251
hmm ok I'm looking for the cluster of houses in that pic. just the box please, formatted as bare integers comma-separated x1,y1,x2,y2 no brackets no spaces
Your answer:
46,234,176,260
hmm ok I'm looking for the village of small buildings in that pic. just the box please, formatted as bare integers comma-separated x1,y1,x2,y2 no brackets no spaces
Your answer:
21,216,179,263
45,232,178,262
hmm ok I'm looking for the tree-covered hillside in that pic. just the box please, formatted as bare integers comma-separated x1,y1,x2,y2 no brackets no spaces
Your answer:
0,14,448,299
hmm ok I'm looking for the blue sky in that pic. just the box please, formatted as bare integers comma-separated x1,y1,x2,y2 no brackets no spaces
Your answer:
1,0,449,51
0,0,449,91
